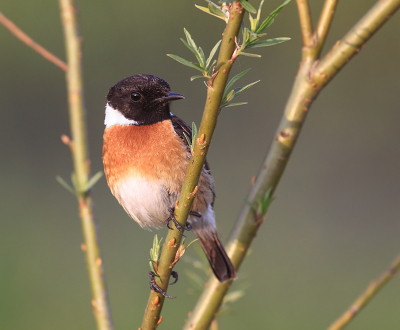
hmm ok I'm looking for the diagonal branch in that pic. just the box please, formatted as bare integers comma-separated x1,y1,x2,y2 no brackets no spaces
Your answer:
0,11,67,71
327,253,400,330
312,0,400,89
59,1,113,329
296,0,314,49
140,2,246,330
315,0,339,56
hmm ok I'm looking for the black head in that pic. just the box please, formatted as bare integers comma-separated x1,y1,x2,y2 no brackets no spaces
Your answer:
106,74,184,126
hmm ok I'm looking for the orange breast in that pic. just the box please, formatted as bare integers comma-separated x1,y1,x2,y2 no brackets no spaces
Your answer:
103,120,189,196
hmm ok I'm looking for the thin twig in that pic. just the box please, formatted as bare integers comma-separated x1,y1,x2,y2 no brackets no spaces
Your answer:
327,253,400,330
0,11,67,71
140,2,246,330
296,0,314,49
59,1,113,329
184,1,400,329
315,0,339,56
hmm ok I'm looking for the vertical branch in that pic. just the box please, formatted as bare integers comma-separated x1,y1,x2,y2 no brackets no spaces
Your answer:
59,1,113,329
327,253,400,330
140,2,246,330
315,0,339,56
296,0,314,50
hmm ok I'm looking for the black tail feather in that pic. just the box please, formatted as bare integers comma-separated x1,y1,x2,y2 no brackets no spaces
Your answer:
197,232,237,283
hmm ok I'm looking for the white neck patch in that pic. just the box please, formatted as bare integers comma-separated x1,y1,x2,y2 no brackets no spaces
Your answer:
104,103,139,128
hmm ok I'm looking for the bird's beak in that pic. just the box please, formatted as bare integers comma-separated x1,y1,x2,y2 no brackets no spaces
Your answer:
154,92,185,103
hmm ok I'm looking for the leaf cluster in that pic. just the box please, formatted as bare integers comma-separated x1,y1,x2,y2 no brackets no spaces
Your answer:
149,235,163,275
238,0,291,57
220,69,259,108
167,29,221,81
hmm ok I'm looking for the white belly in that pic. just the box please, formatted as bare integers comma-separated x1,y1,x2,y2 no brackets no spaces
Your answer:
112,176,177,229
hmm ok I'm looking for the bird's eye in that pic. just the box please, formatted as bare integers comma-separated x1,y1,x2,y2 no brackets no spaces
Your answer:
130,92,141,101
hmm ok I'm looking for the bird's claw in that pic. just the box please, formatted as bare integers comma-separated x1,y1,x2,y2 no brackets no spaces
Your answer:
165,208,192,236
149,271,176,299
170,271,178,285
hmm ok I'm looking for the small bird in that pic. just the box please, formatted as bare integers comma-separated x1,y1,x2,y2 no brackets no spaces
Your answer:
103,74,236,296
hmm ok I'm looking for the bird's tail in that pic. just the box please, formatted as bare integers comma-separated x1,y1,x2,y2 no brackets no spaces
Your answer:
197,231,237,283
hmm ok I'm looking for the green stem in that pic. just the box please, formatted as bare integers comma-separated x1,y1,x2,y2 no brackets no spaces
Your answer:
327,253,400,330
184,1,400,329
312,0,400,89
59,1,113,329
140,2,246,330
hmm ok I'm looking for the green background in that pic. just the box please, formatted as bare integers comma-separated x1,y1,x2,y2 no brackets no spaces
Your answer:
1,0,399,329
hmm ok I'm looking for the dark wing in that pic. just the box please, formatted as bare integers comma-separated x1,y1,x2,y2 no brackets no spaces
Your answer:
170,114,211,172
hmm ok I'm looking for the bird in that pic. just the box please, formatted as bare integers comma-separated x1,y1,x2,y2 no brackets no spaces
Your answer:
102,74,236,297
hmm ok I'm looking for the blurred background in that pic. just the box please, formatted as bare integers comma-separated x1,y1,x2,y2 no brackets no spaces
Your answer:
1,0,399,329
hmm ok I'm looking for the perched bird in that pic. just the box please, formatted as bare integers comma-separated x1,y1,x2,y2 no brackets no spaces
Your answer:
103,74,236,296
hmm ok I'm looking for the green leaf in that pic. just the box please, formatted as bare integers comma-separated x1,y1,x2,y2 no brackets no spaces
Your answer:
233,80,260,96
245,37,290,48
225,69,250,94
238,0,257,14
190,75,204,81
238,52,262,57
85,171,103,191
198,47,206,68
195,4,226,21
225,90,235,103
256,0,265,24
222,102,248,108
206,40,221,69
191,122,198,143
183,28,204,67
257,187,276,216
186,238,198,250
249,13,257,32
208,1,226,20
167,54,203,72
256,0,291,34
56,176,76,196
183,132,192,150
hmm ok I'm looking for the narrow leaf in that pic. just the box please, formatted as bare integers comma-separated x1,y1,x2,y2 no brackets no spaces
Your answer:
245,37,290,48
181,39,199,58
183,132,192,148
86,171,103,190
208,1,226,19
225,69,250,95
238,0,257,14
256,0,265,23
56,176,76,195
222,102,248,108
249,13,257,32
190,75,204,81
198,47,206,68
167,54,203,72
226,90,235,103
192,122,198,143
206,40,222,68
238,52,262,58
195,4,226,21
256,0,291,34
184,28,203,67
233,80,260,96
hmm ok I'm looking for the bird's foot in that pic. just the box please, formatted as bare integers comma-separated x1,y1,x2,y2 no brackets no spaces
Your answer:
149,271,178,299
165,208,192,236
